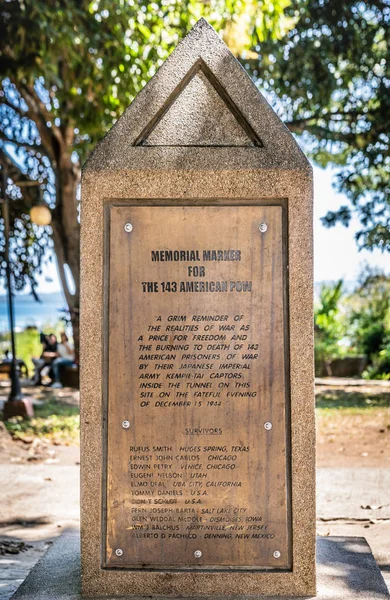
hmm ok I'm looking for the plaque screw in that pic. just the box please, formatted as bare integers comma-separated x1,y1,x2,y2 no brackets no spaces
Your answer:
115,548,123,557
273,550,281,559
194,550,202,558
122,420,130,429
124,222,133,233
264,422,273,431
259,222,268,233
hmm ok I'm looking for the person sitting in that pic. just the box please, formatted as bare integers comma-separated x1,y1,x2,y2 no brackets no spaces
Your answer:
32,333,58,385
50,332,76,389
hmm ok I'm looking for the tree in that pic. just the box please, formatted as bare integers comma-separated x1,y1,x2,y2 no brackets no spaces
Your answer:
1,0,389,355
246,0,389,251
0,0,286,350
314,280,346,375
347,267,390,378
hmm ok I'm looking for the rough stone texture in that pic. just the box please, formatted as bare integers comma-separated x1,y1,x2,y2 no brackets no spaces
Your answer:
84,19,308,171
144,70,255,146
80,18,315,598
11,533,80,600
11,535,390,599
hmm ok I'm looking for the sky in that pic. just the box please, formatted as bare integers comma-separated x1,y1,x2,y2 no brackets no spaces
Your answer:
32,164,389,295
313,166,389,283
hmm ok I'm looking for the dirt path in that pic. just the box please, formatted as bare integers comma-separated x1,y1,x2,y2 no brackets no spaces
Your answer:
0,379,389,598
316,380,390,468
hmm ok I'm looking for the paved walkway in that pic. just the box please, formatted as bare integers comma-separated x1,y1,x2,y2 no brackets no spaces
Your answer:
0,462,79,600
1,463,389,599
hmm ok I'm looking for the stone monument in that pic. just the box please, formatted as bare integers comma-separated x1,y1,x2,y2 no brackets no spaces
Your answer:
80,18,315,598
11,17,390,600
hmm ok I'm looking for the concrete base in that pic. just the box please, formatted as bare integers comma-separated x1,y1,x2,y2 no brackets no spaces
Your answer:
3,398,34,420
11,534,389,599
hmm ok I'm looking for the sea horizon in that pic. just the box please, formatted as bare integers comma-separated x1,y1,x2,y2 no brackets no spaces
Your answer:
0,280,360,333
0,291,68,332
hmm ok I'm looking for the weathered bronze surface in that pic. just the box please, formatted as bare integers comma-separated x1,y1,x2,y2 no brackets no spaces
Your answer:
104,204,290,570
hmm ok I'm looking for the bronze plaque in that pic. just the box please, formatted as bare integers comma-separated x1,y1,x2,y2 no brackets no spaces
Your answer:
104,204,291,570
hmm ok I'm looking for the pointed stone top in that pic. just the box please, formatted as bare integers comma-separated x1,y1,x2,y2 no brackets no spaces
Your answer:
136,60,262,148
84,19,309,172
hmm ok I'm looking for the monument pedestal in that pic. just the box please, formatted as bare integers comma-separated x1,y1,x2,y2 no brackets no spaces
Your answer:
11,534,389,600
81,19,316,595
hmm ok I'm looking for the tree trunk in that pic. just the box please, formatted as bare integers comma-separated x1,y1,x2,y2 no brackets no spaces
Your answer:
51,155,81,358
325,360,332,377
1,82,82,356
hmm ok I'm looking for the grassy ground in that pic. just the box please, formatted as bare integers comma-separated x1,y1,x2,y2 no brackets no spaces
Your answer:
1,381,389,464
316,388,390,411
4,400,79,444
1,382,80,449
1,381,387,469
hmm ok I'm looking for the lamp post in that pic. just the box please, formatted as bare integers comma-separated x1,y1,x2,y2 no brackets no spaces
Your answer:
30,202,52,227
1,165,34,419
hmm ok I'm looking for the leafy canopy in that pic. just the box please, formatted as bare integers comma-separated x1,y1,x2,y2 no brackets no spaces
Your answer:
348,267,390,359
1,0,287,161
0,0,389,302
314,280,347,365
248,0,390,251
0,0,287,294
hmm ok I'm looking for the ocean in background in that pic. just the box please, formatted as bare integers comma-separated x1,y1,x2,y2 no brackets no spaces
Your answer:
0,292,67,332
0,281,358,333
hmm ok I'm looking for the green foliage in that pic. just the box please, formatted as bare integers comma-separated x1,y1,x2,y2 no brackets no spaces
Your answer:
15,326,42,373
0,327,41,373
314,269,390,379
363,348,390,380
314,280,347,371
347,268,390,377
248,0,390,251
0,0,288,298
0,324,62,373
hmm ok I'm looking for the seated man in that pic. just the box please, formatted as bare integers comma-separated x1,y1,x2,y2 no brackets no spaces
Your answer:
32,333,58,385
51,332,76,389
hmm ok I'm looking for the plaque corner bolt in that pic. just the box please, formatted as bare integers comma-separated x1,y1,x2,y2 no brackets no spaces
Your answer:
122,420,131,429
194,550,202,558
264,421,273,431
259,222,268,233
273,550,281,559
124,222,133,233
115,548,123,557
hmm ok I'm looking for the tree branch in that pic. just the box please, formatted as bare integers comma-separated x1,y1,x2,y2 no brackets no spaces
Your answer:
50,220,74,308
286,108,379,134
23,82,66,151
0,98,27,119
0,133,43,154
287,119,359,144
0,148,41,195
10,80,57,163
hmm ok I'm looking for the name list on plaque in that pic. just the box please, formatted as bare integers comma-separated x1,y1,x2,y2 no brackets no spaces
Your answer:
105,204,291,569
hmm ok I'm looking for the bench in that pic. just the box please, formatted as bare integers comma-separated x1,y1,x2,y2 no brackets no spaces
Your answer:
59,364,79,388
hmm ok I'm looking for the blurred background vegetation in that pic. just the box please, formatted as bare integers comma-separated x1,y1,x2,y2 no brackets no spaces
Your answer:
0,0,387,447
315,267,390,379
0,323,65,374
0,0,389,353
